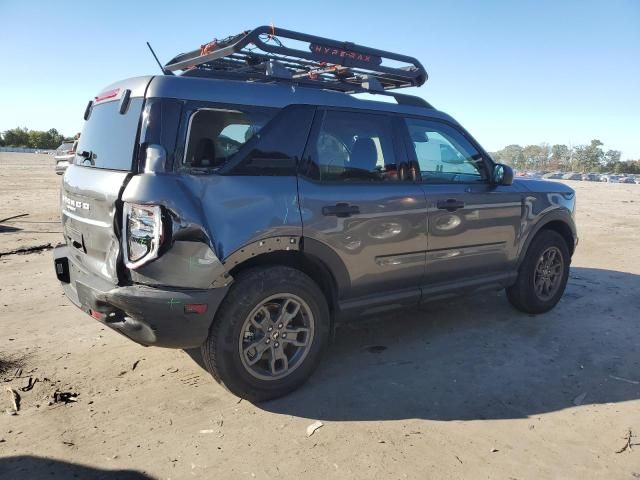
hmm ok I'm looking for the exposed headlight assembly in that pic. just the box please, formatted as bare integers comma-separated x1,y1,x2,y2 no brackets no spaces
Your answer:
122,203,163,269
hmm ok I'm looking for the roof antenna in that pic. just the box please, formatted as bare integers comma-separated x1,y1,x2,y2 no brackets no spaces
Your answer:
146,42,174,75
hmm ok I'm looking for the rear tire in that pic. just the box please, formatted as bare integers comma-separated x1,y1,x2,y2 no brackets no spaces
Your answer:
507,230,570,314
201,266,330,402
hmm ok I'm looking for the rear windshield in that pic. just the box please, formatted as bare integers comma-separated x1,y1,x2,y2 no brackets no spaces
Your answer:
75,98,143,170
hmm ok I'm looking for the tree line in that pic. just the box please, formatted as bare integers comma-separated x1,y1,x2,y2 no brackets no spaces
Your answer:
0,127,70,150
3,126,639,174
491,139,640,174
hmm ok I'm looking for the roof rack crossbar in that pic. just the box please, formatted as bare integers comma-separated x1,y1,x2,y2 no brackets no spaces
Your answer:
164,26,428,93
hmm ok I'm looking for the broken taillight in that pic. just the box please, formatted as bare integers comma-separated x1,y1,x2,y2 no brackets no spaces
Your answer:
122,203,163,269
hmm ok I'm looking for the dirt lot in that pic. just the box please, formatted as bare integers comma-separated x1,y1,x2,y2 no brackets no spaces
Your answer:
1,152,639,479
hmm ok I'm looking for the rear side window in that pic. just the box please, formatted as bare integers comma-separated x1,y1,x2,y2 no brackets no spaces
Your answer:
303,110,403,182
183,107,275,169
76,98,143,170
228,106,315,176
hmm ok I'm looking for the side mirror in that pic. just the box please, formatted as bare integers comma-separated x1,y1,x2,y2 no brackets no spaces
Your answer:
492,163,513,186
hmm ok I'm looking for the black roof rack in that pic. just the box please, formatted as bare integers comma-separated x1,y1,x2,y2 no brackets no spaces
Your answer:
164,26,428,97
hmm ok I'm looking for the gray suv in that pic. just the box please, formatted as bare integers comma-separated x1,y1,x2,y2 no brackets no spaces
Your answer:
54,27,577,401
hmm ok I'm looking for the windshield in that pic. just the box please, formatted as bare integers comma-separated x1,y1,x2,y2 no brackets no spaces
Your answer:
75,98,143,170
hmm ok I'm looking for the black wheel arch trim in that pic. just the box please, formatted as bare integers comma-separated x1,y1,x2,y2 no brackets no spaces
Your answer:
517,208,576,268
213,235,351,302
299,237,351,296
212,235,302,287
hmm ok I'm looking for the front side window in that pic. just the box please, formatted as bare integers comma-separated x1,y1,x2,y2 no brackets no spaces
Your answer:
404,118,487,183
183,107,275,169
305,110,404,182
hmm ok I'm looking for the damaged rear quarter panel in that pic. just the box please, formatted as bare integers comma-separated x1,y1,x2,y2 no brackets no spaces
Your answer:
121,172,301,288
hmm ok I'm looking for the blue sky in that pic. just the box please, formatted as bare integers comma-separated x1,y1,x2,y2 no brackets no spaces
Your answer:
1,0,638,158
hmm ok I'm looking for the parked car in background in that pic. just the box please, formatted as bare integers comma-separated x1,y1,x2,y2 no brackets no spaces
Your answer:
55,142,74,154
562,172,582,180
54,142,75,175
601,174,620,183
543,172,563,179
581,173,600,182
619,176,636,184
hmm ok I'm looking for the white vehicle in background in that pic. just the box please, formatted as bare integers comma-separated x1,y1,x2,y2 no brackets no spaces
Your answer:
619,176,636,184
54,142,75,175
601,174,621,183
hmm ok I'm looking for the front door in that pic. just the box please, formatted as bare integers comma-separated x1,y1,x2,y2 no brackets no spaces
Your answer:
400,117,522,286
298,109,427,303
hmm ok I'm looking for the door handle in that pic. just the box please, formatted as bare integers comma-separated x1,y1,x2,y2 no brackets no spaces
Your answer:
322,203,360,218
437,198,465,211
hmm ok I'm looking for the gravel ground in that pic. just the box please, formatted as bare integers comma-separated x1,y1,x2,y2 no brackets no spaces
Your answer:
0,153,639,479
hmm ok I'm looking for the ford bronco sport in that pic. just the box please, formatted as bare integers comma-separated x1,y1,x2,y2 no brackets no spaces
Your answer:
54,26,577,401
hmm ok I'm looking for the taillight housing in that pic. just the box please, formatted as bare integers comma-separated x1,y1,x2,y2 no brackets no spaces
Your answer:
122,203,163,269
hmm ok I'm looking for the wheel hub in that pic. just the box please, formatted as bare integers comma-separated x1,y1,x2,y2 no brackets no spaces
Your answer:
533,246,564,301
239,294,314,381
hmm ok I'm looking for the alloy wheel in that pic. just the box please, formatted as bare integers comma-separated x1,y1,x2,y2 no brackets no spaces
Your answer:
533,246,564,301
238,294,315,381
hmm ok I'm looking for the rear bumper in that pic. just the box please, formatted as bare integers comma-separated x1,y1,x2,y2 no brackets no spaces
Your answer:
53,244,228,348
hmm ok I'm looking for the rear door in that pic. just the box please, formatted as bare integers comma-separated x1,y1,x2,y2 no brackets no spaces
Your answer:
298,109,427,304
61,82,148,284
400,117,522,285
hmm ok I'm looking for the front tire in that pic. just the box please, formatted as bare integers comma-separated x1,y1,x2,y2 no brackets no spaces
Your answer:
201,266,330,402
507,230,570,314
